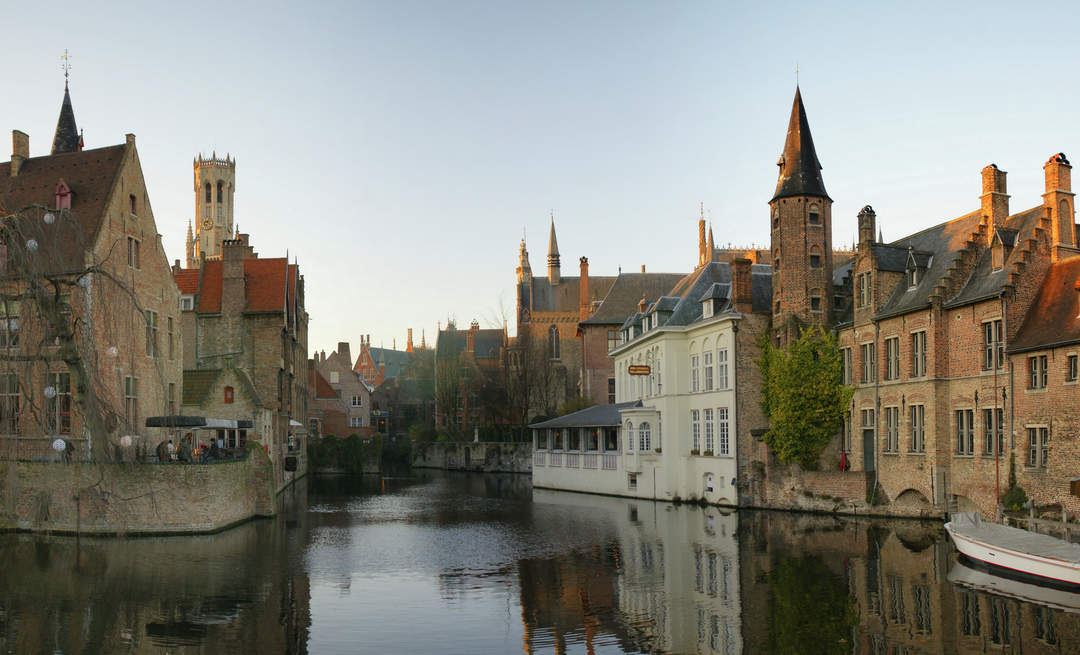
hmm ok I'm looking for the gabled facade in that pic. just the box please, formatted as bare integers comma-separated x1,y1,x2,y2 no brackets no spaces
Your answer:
314,342,373,436
0,88,181,460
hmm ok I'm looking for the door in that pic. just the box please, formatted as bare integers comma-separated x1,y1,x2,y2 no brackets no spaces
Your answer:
863,429,875,471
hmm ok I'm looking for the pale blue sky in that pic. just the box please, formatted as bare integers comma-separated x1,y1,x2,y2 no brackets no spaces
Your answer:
5,2,1078,354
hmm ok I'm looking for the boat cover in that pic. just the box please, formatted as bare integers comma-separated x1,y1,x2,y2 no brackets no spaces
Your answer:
951,512,1080,563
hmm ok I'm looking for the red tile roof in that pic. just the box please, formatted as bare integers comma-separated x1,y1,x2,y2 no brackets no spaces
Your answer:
197,260,223,313
191,257,293,315
174,268,200,295
1010,255,1080,353
314,371,338,399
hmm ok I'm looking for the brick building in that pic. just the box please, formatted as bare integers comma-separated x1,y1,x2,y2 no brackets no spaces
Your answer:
173,233,308,488
308,366,347,439
434,320,508,433
313,342,373,436
0,84,182,460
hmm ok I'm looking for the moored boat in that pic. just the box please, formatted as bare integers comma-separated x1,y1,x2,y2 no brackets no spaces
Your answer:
945,512,1080,587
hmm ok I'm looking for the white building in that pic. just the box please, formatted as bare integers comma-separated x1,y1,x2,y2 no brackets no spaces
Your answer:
532,260,771,504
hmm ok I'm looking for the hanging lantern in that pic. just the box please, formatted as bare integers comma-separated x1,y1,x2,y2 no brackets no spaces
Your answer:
43,386,57,399
51,438,66,452
26,239,38,253
120,435,133,447
43,212,56,225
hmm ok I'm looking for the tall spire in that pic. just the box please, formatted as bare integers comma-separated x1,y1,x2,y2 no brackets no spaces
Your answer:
772,87,829,202
547,213,561,284
51,82,80,155
707,221,715,261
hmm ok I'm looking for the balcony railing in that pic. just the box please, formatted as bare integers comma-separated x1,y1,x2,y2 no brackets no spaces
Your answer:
565,453,580,468
602,454,617,470
549,452,562,467
534,451,545,466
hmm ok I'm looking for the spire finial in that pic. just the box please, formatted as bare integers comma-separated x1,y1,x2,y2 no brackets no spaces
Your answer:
700,200,704,221
61,49,71,90
795,62,799,87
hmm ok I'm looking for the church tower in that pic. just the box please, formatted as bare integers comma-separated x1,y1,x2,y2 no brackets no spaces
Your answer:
769,87,833,344
190,153,236,266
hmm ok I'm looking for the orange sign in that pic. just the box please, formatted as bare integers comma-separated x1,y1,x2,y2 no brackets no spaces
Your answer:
628,365,651,376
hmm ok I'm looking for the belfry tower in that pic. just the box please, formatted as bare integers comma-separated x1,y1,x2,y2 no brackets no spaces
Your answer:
769,87,833,344
188,153,236,267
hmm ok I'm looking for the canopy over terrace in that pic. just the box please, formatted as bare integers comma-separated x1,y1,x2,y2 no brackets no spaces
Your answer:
529,400,641,452
145,416,253,457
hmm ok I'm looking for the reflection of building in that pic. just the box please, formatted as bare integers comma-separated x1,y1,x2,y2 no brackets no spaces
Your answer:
525,490,743,654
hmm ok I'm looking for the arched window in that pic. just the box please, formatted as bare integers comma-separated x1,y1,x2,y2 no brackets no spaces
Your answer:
549,325,560,360
809,245,822,269
204,182,212,204
224,386,234,404
624,420,634,452
217,181,224,203
772,207,780,230
639,422,651,452
809,203,820,225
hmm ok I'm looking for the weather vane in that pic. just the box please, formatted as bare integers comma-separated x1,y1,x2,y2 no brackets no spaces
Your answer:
61,49,71,88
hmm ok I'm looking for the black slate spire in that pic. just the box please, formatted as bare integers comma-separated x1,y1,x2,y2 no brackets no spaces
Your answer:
771,86,829,201
51,82,80,155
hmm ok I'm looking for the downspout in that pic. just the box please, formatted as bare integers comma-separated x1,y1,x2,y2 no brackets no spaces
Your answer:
873,319,881,503
732,319,741,506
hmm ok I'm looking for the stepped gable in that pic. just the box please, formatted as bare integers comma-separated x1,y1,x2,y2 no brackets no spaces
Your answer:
579,272,687,326
0,144,127,269
945,207,1044,308
1009,255,1080,353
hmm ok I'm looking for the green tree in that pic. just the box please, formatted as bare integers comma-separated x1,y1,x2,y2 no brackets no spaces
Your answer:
557,395,593,416
757,326,853,469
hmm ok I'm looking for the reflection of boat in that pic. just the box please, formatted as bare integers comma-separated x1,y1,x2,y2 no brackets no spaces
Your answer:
945,512,1080,586
948,559,1080,613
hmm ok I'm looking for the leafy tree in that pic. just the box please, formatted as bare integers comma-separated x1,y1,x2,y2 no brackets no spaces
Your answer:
757,326,853,470
557,395,593,416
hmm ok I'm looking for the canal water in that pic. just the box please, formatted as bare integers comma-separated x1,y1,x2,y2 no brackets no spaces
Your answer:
0,471,1076,654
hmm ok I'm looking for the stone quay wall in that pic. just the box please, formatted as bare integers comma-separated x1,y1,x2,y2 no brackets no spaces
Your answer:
412,442,532,474
0,446,276,535
747,465,944,519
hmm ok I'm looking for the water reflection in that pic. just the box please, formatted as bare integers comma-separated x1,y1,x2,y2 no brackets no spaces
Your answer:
2,472,1080,653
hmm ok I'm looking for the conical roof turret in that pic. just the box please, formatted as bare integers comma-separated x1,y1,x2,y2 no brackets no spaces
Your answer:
547,217,560,258
51,83,81,154
771,87,829,202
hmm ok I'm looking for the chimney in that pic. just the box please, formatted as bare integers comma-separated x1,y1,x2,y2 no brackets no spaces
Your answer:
407,328,414,353
981,163,1009,243
733,258,753,313
466,321,477,353
337,342,352,366
638,294,648,313
698,211,707,266
858,205,876,249
172,259,181,274
10,131,28,177
579,257,590,321
641,264,646,274
1044,153,1075,255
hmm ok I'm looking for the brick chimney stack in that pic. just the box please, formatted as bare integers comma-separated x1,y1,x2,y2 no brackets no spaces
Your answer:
858,205,876,249
733,258,753,313
981,163,1009,244
579,257,590,321
1043,153,1075,258
466,320,478,352
337,342,352,366
10,131,28,177
407,328,414,353
638,294,648,313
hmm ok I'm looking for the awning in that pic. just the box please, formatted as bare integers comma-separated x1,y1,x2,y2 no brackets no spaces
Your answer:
289,419,304,427
145,416,254,429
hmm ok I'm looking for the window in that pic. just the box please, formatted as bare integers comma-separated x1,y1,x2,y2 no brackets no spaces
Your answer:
1034,605,1058,644
0,373,17,433
983,320,1004,370
809,246,821,268
956,409,974,455
607,330,617,352
1028,427,1049,468
204,182,212,204
913,585,932,634
704,408,715,453
708,349,725,390
910,404,925,452
908,266,921,287
351,395,363,407
858,273,871,308
0,300,19,348
888,575,906,625
911,331,926,378
549,326,560,360
180,296,194,311
639,422,651,451
129,194,137,214
330,371,339,384
989,599,1011,645
349,416,363,428
809,204,820,225
703,351,714,391
168,382,176,415
718,408,729,455
587,428,600,451
43,295,71,345
1069,355,1079,382
607,377,615,404
167,317,175,359
144,310,158,357
884,406,899,453
1029,355,1048,389
841,348,851,385
691,409,701,452
536,430,548,450
982,408,1003,455
622,422,631,452
217,181,224,203
810,295,821,311
604,427,618,451
553,428,564,450
568,428,581,450
127,237,140,269
124,376,138,432
960,593,981,636
628,473,638,490
223,386,234,404
885,337,899,380
860,342,876,383
690,354,700,392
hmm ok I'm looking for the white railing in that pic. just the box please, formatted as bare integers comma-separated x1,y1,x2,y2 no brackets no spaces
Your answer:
566,453,580,468
549,452,562,467
602,454,618,470
583,453,599,469
534,451,545,466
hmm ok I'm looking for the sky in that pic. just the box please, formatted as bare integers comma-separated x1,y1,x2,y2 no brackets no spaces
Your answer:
4,1,1080,356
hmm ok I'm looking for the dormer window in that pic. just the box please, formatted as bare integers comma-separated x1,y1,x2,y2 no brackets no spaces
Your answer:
908,267,921,287
55,180,72,210
703,300,713,319
992,242,1004,271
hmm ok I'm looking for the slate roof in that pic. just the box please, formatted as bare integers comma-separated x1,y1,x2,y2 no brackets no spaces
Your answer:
179,257,296,315
529,275,617,313
772,87,830,202
1009,255,1080,353
529,401,643,429
945,207,1043,309
52,86,80,154
366,347,412,380
436,328,505,361
579,272,686,326
0,144,127,270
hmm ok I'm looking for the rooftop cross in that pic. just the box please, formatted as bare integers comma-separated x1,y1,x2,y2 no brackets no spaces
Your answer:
61,49,71,89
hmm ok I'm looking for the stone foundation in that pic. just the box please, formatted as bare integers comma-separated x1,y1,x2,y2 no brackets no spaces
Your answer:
412,442,531,474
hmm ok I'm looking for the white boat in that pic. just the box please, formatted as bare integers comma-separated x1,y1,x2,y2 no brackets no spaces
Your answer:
945,512,1080,587
948,559,1080,613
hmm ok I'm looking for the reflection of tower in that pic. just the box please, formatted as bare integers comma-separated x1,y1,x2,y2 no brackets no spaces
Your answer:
188,153,236,267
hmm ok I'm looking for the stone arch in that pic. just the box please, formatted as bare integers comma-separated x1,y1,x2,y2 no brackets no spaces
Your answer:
893,488,931,508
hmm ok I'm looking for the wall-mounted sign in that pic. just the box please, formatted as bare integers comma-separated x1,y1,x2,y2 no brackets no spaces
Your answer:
628,365,651,376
